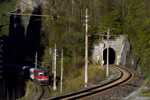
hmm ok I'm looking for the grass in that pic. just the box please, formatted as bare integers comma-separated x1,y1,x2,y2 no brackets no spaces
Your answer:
0,4,12,36
48,64,106,98
20,80,37,100
142,78,150,97
141,88,150,97
0,0,17,36
141,90,150,97
144,93,150,97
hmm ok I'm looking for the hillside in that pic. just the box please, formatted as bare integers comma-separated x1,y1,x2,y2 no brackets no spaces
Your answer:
0,0,18,35
40,0,150,85
1,0,150,98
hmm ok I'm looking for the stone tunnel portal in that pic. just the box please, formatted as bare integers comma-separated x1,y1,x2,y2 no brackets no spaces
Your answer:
103,48,116,65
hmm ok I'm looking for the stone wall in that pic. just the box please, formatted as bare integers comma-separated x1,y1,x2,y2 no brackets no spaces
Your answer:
92,35,130,66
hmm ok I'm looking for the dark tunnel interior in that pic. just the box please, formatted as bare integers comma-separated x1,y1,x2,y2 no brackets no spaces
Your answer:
103,48,116,65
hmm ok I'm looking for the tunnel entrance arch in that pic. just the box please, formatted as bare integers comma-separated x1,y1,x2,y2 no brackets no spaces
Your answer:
103,48,116,65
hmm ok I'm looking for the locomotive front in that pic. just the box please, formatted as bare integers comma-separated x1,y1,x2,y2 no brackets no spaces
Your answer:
34,69,49,85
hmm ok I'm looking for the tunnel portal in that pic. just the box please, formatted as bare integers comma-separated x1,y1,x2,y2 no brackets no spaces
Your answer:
103,48,116,65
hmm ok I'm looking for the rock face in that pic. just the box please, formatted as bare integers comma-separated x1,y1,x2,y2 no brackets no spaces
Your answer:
119,36,130,66
126,55,139,70
8,0,50,65
39,0,51,9
20,0,50,12
92,35,130,66
20,0,33,12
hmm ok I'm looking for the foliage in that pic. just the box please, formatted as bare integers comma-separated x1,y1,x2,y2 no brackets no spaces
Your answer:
2,0,150,96
141,88,150,97
0,0,18,36
49,64,105,98
96,0,150,84
39,0,150,85
19,81,37,100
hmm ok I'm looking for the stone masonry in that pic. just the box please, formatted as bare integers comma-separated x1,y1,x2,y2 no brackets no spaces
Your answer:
92,35,130,66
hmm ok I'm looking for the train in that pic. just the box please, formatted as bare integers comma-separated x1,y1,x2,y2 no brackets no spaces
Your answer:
33,68,49,85
2,63,49,85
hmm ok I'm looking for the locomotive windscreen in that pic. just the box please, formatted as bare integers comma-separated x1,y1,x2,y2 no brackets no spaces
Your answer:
38,71,48,76
39,72,44,76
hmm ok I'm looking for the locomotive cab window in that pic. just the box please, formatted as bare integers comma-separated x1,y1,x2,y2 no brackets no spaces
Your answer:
39,73,44,76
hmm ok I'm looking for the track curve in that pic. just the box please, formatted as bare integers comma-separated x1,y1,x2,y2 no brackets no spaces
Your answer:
33,80,51,100
48,65,134,100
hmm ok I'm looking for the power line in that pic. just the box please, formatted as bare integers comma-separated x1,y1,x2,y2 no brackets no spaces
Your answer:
0,0,33,18
88,27,119,36
8,13,53,18
0,8,21,17
89,27,119,77
89,25,118,30
0,2,53,18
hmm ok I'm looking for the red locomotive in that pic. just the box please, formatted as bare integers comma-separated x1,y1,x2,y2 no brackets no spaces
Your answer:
33,68,49,85
2,63,49,86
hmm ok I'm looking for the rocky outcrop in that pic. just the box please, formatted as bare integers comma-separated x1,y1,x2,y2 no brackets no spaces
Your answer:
126,55,140,70
9,0,50,65
20,0,50,12
20,0,33,12
119,36,130,66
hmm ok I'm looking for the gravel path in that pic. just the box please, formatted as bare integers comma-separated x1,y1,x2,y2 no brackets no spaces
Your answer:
124,84,150,100
87,67,145,100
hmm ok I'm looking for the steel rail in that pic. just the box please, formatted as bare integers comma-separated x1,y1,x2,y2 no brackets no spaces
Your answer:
39,86,51,100
33,80,51,100
48,65,133,100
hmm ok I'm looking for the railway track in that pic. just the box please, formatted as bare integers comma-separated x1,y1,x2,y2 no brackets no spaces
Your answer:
48,65,134,100
38,85,51,100
33,80,51,100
